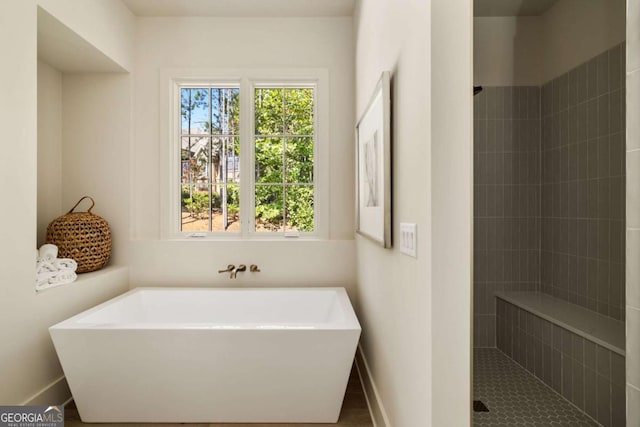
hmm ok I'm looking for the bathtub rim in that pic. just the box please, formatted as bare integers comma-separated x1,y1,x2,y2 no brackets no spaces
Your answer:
49,286,361,331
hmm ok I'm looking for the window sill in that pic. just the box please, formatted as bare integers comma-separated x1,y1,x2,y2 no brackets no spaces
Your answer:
167,235,329,242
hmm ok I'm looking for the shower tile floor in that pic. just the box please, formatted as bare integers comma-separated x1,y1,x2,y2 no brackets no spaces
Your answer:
474,348,598,426
64,365,373,427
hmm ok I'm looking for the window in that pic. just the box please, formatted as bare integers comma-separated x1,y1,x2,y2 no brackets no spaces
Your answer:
254,87,315,233
180,86,240,233
167,69,327,239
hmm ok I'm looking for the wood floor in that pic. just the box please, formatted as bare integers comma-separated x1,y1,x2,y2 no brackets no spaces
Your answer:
64,365,373,427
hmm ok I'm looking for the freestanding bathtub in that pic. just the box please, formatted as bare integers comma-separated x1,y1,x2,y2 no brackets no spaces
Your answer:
49,287,361,423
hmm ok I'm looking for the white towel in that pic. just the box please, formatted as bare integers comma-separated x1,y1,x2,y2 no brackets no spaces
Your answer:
35,244,78,291
53,258,78,271
51,270,77,285
36,270,57,287
38,244,58,261
36,260,57,275
36,270,78,291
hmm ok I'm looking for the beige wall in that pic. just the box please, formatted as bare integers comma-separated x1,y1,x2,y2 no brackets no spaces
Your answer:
37,67,131,265
61,73,131,266
37,60,63,246
474,17,541,86
354,0,431,424
431,1,473,425
541,0,625,82
354,0,472,425
0,0,133,405
474,0,626,86
37,0,135,72
130,17,357,289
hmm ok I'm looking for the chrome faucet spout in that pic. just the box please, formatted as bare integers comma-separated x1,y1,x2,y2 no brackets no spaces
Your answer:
230,264,246,279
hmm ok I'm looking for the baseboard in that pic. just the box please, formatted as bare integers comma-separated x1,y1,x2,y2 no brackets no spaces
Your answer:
21,375,72,406
355,344,392,427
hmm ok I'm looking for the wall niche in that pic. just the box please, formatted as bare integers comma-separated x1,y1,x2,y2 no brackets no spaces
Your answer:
37,6,130,268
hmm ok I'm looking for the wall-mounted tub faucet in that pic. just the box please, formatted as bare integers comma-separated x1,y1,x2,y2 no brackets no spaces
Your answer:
230,264,246,279
218,264,235,278
218,264,255,279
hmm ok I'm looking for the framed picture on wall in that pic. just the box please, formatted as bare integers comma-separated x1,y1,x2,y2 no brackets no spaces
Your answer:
356,71,391,248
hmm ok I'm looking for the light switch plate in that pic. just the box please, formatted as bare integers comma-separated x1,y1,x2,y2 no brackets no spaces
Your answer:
399,223,417,257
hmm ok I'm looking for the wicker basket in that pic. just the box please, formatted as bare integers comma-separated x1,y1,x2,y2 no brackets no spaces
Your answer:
45,196,112,273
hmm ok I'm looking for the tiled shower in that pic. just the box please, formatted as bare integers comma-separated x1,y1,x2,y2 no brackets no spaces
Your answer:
539,44,626,321
473,43,626,427
474,85,541,347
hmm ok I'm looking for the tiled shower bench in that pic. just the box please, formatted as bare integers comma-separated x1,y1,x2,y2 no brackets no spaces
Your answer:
495,291,625,427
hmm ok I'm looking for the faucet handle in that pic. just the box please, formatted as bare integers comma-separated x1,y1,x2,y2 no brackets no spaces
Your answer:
237,264,247,272
250,264,261,272
218,264,235,273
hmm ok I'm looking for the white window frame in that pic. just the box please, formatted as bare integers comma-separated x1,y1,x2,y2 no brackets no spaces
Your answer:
159,68,329,240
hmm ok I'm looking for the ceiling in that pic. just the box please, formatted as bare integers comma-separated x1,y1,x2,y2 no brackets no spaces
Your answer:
121,0,356,17
474,0,558,17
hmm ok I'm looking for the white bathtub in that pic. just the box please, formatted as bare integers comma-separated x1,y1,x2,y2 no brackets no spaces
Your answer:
49,287,361,423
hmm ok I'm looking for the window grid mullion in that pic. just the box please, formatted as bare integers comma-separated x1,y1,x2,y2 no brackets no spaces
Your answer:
255,183,313,186
222,135,228,231
281,89,287,231
241,78,253,238
181,133,239,138
283,133,287,232
208,88,213,233
254,134,313,138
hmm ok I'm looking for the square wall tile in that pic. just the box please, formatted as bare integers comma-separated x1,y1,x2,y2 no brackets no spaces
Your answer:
597,374,612,426
572,359,585,409
597,345,612,378
585,367,598,420
584,340,597,370
563,354,574,401
598,52,610,96
588,58,599,100
611,352,626,387
612,383,626,427
610,45,622,91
